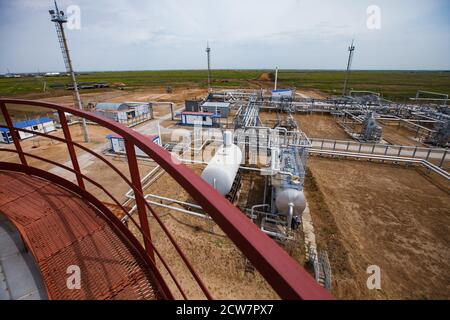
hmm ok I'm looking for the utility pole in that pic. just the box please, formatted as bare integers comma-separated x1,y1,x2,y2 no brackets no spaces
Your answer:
342,39,355,97
274,67,278,90
206,41,211,91
49,1,89,142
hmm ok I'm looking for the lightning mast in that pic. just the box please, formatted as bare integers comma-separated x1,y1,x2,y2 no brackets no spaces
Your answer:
49,1,89,142
206,42,211,91
342,39,355,97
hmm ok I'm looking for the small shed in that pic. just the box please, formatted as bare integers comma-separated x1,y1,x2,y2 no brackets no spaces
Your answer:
179,111,220,127
106,134,160,157
0,118,56,144
94,102,151,123
201,101,230,118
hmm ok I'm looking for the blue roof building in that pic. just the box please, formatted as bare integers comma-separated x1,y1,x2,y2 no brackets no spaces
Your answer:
0,117,55,144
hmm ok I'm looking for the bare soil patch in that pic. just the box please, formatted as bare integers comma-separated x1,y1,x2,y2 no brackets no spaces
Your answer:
379,123,426,147
305,157,450,299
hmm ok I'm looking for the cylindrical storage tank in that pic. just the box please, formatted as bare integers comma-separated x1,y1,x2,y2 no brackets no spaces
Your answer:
275,188,306,216
201,143,242,196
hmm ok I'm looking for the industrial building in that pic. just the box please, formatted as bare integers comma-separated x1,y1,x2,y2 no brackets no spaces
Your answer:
0,118,55,144
271,89,294,101
179,111,220,127
106,133,160,156
201,101,231,118
94,102,152,126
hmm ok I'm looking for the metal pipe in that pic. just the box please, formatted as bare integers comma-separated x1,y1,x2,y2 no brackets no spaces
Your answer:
288,203,294,230
146,200,211,220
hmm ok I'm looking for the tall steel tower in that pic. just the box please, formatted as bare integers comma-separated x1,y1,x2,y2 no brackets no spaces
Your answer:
342,39,355,97
49,1,89,142
206,42,211,91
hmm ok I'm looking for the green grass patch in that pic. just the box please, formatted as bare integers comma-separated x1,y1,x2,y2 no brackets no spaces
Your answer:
1,69,448,102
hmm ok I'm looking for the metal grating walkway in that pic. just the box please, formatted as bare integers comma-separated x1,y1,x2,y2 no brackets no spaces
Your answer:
0,171,162,300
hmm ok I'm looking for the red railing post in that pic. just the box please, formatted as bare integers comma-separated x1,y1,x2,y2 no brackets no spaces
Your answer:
124,139,154,260
0,103,27,166
58,111,85,189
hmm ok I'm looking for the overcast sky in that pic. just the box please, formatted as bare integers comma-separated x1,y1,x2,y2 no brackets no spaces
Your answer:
0,0,449,73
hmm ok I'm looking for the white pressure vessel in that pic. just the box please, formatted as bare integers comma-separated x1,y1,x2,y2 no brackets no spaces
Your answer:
275,188,306,216
201,132,242,196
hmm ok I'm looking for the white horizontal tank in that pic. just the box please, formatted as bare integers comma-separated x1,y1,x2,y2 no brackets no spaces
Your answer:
201,131,242,195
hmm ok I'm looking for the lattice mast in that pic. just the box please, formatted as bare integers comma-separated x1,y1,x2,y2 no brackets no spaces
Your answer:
342,39,355,97
49,1,89,142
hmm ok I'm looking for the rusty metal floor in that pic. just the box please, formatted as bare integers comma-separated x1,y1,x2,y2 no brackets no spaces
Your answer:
0,171,162,300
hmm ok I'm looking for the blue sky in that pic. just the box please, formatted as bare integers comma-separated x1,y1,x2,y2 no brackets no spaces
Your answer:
0,0,449,73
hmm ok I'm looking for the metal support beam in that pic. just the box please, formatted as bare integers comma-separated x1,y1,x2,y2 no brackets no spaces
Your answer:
0,103,27,166
124,139,154,261
58,110,85,189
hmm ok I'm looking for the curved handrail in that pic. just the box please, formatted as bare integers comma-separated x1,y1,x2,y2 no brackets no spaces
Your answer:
0,125,209,299
0,147,189,299
0,98,333,300
0,128,208,299
0,161,175,299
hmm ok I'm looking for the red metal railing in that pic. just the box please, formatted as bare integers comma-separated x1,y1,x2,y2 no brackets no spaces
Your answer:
0,99,333,300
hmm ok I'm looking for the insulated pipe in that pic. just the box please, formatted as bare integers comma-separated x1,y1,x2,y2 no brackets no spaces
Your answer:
146,200,211,220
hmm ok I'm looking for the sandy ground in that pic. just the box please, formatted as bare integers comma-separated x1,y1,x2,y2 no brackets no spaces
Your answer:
305,157,450,299
296,90,328,99
260,112,352,140
39,87,206,106
0,124,111,169
4,87,207,121
260,112,351,140
292,114,351,140
379,122,426,147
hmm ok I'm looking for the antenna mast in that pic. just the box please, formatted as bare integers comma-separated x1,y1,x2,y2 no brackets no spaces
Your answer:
49,1,89,142
342,39,355,97
206,42,211,91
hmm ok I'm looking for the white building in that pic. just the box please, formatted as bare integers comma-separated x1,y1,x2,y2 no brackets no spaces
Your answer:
94,102,152,125
107,134,161,157
271,89,294,101
201,101,231,118
0,118,56,144
179,111,220,127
